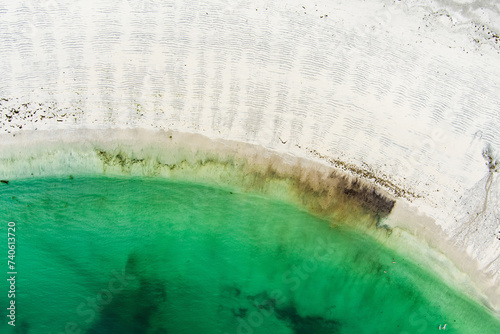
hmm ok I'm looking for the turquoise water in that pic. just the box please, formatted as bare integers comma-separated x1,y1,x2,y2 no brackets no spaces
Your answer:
1,176,499,333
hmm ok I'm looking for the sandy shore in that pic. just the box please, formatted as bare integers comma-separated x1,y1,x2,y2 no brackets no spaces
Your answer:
1,128,499,316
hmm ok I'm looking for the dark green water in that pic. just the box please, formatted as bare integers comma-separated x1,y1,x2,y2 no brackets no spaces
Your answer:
1,176,499,333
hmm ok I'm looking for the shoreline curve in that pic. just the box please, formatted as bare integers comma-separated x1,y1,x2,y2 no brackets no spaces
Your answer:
1,127,499,317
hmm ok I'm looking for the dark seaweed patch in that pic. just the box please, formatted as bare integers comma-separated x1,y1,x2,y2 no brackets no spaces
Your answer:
86,252,166,333
343,180,396,217
275,306,341,334
85,277,167,334
225,290,341,333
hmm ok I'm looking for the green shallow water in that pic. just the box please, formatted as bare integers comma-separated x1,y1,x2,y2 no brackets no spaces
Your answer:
1,176,499,333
